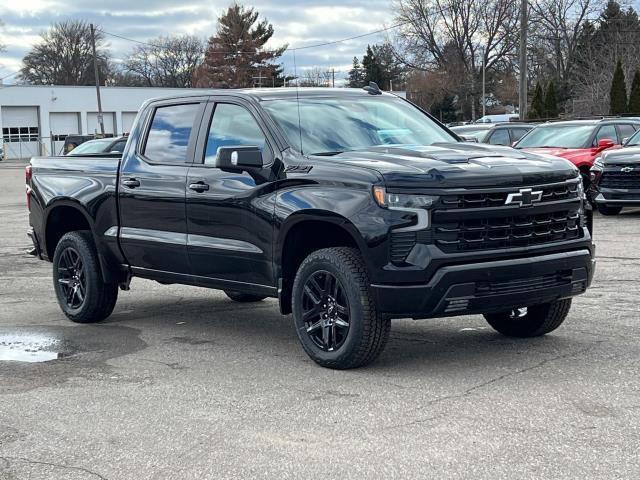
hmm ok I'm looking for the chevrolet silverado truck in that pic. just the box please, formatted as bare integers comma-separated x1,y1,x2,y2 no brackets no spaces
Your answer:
590,128,640,215
26,87,595,369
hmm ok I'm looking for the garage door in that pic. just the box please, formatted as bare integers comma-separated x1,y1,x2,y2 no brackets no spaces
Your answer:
122,112,138,134
50,112,80,156
87,112,116,136
1,106,40,160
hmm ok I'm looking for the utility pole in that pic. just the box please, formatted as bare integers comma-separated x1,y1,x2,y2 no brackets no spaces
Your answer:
90,23,105,136
331,68,335,88
518,0,528,120
482,47,486,118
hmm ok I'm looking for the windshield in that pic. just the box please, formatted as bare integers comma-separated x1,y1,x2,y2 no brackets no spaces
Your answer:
261,96,456,155
68,140,113,155
516,125,594,149
625,129,640,147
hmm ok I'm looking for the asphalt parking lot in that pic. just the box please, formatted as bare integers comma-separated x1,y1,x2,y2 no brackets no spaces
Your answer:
1,160,639,479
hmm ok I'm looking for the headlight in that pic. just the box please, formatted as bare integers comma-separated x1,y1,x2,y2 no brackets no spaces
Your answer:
372,186,438,208
576,178,585,198
593,157,604,169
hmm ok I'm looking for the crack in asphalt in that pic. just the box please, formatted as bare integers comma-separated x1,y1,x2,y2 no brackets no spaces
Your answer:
381,343,602,432
0,456,109,479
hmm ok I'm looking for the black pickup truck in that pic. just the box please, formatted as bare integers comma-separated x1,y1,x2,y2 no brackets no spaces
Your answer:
590,128,640,215
27,87,595,369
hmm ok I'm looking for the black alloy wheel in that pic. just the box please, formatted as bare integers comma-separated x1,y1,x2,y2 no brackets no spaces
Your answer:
57,247,86,310
301,270,350,352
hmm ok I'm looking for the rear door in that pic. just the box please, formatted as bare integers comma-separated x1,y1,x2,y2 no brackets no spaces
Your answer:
185,97,278,292
118,98,206,275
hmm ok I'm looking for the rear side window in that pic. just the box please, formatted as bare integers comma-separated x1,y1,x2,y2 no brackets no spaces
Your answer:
111,140,126,153
510,128,529,142
488,128,510,146
143,103,200,163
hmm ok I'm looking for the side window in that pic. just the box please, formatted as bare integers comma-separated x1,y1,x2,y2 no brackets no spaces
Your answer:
510,128,529,142
617,124,636,144
204,103,268,165
594,125,617,146
143,103,200,163
488,128,510,146
111,140,126,153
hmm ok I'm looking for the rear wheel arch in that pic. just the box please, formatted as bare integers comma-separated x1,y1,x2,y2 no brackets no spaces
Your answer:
277,215,368,315
44,202,120,284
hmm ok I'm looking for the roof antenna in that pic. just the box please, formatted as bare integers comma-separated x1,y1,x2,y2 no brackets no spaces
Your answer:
293,50,304,154
363,81,382,95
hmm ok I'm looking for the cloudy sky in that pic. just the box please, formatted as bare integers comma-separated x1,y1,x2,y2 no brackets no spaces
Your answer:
0,0,395,84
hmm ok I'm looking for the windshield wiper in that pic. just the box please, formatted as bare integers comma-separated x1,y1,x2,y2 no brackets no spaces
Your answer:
311,151,344,156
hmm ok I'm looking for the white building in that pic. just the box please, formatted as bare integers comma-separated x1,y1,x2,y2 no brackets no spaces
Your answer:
0,85,210,159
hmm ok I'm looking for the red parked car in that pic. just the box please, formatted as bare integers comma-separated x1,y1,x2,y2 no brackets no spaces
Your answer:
514,119,640,187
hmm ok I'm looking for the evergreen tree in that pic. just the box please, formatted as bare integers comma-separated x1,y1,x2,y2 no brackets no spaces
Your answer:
610,59,628,114
628,69,640,113
193,4,286,88
346,57,364,88
362,45,383,87
544,80,559,118
529,82,545,119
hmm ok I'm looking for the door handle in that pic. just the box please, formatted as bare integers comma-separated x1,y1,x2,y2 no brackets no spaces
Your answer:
189,182,210,192
122,178,140,188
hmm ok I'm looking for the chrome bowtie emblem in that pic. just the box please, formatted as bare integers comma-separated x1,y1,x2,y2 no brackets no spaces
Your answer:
621,166,634,173
505,188,543,207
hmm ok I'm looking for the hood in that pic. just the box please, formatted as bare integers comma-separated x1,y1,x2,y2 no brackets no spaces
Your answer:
601,145,640,164
520,147,597,163
324,143,578,189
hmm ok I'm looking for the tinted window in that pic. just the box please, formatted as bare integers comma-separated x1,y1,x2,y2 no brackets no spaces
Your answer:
594,125,617,146
617,124,636,143
111,140,126,152
143,104,200,163
510,128,530,142
205,104,267,164
488,128,510,145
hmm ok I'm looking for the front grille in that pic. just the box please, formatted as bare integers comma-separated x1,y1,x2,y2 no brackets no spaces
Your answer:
476,271,573,297
440,181,579,209
433,210,581,252
600,168,640,189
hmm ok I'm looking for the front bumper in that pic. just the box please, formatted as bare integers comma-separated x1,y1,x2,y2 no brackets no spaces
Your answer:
594,192,640,206
371,249,594,319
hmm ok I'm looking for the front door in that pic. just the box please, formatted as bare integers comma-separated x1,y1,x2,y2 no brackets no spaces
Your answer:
186,99,278,291
118,100,205,275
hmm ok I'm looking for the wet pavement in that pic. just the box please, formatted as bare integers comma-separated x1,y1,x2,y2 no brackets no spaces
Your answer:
1,161,640,479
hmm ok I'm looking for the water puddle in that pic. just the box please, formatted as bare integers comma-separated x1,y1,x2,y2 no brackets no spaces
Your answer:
0,333,63,363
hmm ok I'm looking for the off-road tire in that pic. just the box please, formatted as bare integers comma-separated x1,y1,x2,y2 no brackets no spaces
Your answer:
292,247,390,369
596,204,622,216
224,291,266,302
53,231,118,323
484,299,572,338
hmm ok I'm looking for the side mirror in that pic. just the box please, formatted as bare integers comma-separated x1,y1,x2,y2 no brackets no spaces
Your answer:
459,135,478,143
597,138,615,150
622,137,629,145
215,146,263,170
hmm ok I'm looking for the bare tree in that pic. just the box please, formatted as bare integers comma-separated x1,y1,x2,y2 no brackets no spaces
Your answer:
122,35,204,88
19,20,111,85
298,67,332,87
394,0,520,119
528,0,602,90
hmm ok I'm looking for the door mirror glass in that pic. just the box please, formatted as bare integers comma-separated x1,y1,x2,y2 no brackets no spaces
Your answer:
215,146,263,170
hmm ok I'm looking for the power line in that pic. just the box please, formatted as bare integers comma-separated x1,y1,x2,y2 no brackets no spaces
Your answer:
100,21,408,56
